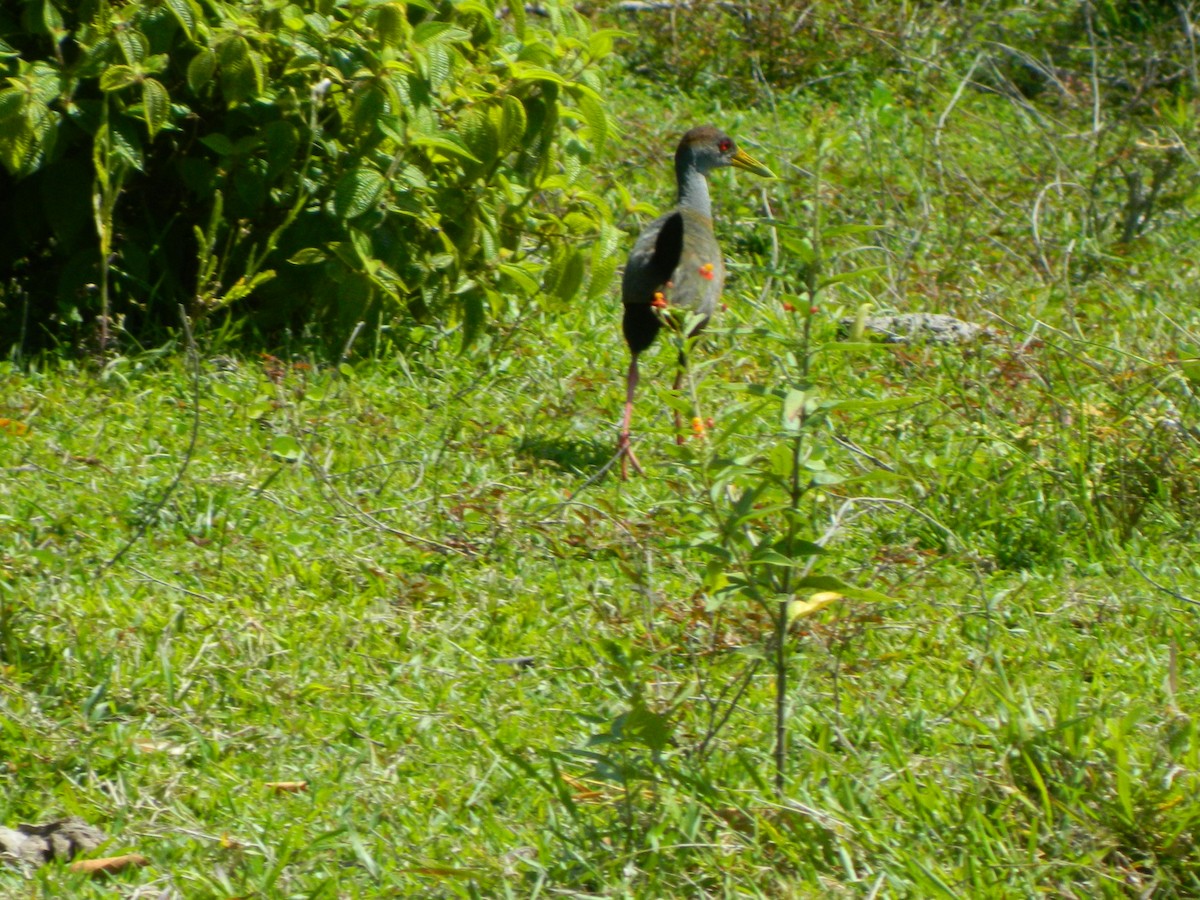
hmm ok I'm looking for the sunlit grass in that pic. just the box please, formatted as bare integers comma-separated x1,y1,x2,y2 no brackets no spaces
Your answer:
3,62,1200,897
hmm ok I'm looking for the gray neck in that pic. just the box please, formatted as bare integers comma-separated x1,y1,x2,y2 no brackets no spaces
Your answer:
676,166,713,219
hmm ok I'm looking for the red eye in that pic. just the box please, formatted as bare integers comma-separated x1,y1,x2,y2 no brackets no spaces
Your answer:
719,139,732,152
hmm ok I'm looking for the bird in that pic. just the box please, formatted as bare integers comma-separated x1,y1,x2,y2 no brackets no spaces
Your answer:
616,125,774,478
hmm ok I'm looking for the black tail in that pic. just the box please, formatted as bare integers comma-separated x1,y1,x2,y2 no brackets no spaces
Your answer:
623,303,662,356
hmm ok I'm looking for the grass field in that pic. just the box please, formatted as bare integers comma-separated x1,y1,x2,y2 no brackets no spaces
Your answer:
4,24,1200,897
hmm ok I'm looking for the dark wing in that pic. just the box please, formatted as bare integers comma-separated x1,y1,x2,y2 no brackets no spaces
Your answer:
623,211,684,308
649,211,683,288
621,211,687,355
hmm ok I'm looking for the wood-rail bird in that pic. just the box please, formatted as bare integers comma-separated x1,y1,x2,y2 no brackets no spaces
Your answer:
616,125,774,478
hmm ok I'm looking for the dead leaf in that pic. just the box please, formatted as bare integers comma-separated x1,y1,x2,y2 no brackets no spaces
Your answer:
134,739,185,756
264,781,308,793
787,591,842,623
69,854,149,875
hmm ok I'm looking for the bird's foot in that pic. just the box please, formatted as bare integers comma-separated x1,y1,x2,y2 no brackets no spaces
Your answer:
617,432,645,480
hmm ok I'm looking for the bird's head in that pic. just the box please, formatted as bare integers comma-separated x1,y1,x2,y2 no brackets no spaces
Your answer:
676,125,775,179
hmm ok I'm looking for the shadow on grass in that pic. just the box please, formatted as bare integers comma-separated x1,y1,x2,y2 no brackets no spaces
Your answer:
516,434,613,473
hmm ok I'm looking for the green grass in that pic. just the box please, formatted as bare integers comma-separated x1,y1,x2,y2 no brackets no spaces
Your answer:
4,60,1200,897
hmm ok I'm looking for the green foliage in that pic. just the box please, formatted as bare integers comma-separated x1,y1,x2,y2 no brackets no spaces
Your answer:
4,5,1200,895
0,0,616,351
604,0,1199,112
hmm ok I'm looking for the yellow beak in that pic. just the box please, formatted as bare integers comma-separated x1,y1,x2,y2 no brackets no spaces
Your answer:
731,148,775,178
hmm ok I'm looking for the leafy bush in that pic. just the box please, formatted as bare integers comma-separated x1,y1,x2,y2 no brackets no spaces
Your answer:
0,0,617,353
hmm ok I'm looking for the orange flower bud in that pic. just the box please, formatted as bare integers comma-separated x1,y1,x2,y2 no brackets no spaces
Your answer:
651,291,667,309
698,263,715,281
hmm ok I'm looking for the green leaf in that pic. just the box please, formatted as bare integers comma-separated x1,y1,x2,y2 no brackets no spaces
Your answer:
303,12,331,34
143,54,170,76
219,36,250,68
510,63,567,86
328,241,359,269
108,117,145,170
412,22,472,45
820,266,887,287
370,262,407,298
751,547,823,567
141,78,170,138
334,168,386,219
460,289,485,351
187,48,216,94
348,226,374,266
497,95,527,153
782,388,806,425
410,132,481,163
218,39,262,104
510,0,526,38
163,0,196,37
0,88,26,121
588,253,618,301
782,235,815,264
553,249,586,303
422,44,451,90
811,471,845,485
117,30,148,66
199,133,233,156
38,0,64,35
352,85,388,135
376,3,407,47
99,65,140,92
457,108,497,164
24,61,60,106
575,89,607,153
619,702,671,754
0,117,34,175
269,434,303,462
498,263,540,296
793,575,894,603
219,270,275,307
288,247,327,265
588,28,625,59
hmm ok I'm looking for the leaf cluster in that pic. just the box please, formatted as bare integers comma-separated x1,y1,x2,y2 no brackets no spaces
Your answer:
0,0,618,352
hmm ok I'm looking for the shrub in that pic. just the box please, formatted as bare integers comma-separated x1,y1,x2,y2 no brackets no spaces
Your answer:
0,0,618,353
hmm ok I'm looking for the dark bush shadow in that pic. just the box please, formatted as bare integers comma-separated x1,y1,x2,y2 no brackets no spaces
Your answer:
516,435,612,473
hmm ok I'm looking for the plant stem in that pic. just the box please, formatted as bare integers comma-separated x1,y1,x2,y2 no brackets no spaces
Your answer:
773,123,824,799
92,98,127,355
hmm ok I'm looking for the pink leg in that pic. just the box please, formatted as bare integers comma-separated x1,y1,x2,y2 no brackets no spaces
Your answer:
617,356,645,479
